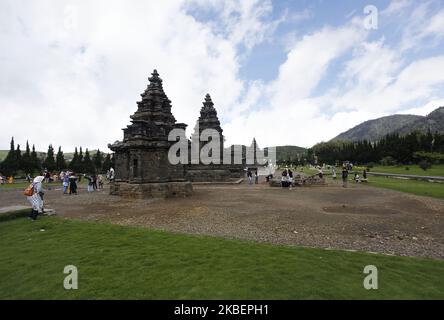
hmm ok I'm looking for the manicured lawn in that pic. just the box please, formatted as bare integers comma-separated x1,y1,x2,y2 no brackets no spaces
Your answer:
0,215,443,299
367,176,444,200
369,165,444,177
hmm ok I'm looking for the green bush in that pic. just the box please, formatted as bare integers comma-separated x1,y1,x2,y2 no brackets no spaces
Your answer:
418,160,432,171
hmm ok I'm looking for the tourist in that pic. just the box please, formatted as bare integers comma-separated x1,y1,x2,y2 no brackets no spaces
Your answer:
109,167,115,181
85,174,93,192
342,165,348,188
62,173,69,194
0,174,3,185
354,173,360,183
26,173,32,183
247,168,253,185
254,169,259,184
60,170,65,182
45,171,51,183
288,169,293,189
332,167,337,180
8,176,13,184
27,175,45,220
97,174,104,189
69,173,78,195
92,174,98,190
281,169,289,188
318,168,323,179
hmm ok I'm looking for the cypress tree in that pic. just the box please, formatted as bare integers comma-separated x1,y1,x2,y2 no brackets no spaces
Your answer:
83,148,95,174
69,147,79,172
56,146,66,171
0,137,16,176
15,144,22,173
22,141,32,174
78,147,84,173
43,144,56,171
30,144,41,174
93,150,104,173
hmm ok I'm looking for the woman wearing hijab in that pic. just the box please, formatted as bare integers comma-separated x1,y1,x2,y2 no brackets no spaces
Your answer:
27,176,45,220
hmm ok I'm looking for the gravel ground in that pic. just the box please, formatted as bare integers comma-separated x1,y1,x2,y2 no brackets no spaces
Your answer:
1,180,443,259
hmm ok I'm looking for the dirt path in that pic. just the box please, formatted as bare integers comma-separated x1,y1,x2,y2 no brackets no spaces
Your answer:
1,181,443,259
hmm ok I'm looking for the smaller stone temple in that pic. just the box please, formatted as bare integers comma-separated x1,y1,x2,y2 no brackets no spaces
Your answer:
185,94,244,182
108,70,192,198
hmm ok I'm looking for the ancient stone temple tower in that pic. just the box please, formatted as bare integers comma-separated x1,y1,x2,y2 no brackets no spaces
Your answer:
186,94,244,182
108,70,192,198
190,94,224,160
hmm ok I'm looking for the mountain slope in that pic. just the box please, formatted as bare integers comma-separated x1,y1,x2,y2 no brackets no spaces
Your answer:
396,107,444,135
332,114,422,142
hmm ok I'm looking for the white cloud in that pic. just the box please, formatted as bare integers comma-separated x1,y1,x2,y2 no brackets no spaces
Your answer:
0,0,267,152
1,0,444,155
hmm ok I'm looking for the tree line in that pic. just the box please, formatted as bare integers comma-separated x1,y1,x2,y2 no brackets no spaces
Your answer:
311,130,444,166
0,137,114,177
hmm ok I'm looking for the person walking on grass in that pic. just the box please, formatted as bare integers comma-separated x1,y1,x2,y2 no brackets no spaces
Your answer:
27,175,44,220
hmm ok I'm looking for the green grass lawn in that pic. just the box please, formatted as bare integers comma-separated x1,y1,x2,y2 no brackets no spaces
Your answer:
368,165,444,177
366,176,444,199
1,215,443,299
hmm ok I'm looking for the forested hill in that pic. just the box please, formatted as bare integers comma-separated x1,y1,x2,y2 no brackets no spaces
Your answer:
396,107,444,136
331,106,444,142
331,114,422,142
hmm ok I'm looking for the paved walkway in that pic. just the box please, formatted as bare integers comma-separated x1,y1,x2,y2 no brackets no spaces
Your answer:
0,205,30,214
368,172,444,181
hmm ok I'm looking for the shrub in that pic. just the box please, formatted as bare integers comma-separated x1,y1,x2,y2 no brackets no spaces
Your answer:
380,156,397,166
418,160,432,171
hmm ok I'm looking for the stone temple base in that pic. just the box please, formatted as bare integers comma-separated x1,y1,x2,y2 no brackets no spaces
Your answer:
110,181,193,199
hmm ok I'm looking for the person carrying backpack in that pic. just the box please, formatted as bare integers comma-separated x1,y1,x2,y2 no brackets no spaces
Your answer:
26,176,45,220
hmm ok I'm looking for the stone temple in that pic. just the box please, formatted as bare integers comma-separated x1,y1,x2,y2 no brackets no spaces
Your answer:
108,70,192,198
186,93,245,182
109,69,258,198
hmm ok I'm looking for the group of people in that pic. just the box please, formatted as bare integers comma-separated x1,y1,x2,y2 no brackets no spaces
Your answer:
331,163,367,187
23,168,115,221
0,173,13,184
281,168,294,188
246,168,259,185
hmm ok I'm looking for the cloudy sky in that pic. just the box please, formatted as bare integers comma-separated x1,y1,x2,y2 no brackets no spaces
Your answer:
1,0,444,153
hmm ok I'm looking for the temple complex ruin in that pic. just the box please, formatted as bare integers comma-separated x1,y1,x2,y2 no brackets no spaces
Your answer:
109,69,255,198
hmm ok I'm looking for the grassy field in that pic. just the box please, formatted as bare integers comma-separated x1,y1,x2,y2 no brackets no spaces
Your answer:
365,176,444,199
368,165,444,177
0,215,443,299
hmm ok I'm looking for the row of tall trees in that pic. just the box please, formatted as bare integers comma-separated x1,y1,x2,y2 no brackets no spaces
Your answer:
312,130,444,165
0,137,114,176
